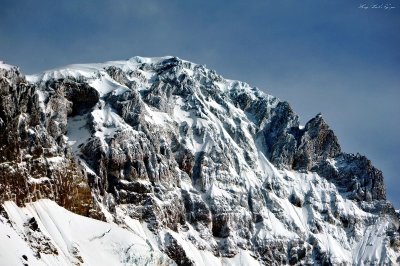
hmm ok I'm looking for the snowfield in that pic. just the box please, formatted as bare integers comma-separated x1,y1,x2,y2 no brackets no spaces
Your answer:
1,200,173,265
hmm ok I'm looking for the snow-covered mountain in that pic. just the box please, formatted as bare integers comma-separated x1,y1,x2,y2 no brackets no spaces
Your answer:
0,57,399,265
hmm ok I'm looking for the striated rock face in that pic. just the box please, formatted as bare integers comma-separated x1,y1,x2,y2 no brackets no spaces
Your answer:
0,57,399,265
0,65,94,217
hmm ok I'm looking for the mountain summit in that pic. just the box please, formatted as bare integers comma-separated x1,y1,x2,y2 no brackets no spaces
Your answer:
0,57,399,265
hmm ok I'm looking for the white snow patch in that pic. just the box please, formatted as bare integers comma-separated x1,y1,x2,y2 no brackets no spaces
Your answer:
0,61,15,71
67,115,92,154
89,75,129,97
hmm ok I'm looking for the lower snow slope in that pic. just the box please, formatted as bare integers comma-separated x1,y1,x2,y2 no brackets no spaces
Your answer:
1,200,173,265
0,200,261,265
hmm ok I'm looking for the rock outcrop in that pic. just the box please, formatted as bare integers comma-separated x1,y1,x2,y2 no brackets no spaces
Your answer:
0,65,94,216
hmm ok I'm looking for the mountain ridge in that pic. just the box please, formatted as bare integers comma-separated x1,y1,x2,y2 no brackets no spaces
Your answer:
0,56,399,265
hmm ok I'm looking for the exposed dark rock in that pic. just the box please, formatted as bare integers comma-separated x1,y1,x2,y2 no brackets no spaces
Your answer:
313,153,386,202
164,232,195,266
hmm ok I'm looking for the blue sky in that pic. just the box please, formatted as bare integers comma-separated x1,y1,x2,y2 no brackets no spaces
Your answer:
1,0,399,207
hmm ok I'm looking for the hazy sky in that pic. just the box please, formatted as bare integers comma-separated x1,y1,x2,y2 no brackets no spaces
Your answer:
1,0,399,207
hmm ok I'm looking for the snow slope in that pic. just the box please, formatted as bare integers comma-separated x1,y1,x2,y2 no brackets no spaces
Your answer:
0,61,15,71
1,200,263,266
1,200,174,265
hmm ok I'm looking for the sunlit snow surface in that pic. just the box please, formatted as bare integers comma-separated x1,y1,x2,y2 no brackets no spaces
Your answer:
0,61,15,71
0,200,173,265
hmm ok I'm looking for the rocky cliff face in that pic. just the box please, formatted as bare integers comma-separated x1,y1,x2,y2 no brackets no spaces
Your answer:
0,57,399,265
0,64,94,216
